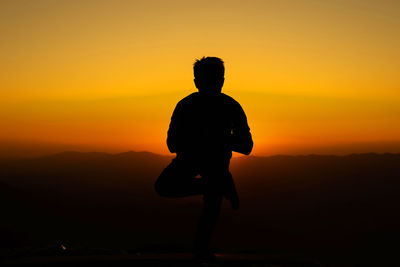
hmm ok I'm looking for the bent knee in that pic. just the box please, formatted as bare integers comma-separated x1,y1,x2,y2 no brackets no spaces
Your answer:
154,178,173,197
154,179,165,196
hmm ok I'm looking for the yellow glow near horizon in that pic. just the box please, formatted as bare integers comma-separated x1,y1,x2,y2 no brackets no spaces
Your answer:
1,0,400,157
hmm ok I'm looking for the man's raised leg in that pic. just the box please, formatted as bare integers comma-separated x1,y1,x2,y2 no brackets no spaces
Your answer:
154,157,204,198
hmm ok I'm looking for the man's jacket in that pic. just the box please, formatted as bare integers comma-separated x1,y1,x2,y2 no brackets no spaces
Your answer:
167,92,253,164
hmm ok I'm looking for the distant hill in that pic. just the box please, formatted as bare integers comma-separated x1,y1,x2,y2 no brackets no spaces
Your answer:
1,151,399,264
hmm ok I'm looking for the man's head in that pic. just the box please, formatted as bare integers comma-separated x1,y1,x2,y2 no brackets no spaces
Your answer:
193,57,225,95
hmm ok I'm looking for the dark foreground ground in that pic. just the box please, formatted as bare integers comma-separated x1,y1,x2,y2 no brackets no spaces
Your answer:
1,152,400,266
3,251,322,266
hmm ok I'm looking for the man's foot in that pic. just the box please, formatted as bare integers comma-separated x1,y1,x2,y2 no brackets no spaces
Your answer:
192,249,217,263
222,174,239,210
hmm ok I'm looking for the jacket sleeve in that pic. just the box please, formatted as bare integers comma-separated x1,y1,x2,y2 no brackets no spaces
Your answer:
231,103,253,155
166,102,182,153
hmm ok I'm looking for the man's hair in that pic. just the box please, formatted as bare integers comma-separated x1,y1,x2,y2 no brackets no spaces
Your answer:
193,57,225,79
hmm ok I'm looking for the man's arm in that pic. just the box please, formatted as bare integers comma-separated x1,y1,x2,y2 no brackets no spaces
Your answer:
166,102,183,154
231,103,253,155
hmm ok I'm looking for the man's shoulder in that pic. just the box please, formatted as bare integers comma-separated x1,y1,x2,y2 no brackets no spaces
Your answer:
177,92,199,105
220,93,242,108
176,92,241,108
220,93,237,102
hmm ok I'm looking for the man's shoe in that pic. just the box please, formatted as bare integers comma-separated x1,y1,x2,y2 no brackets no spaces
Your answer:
192,249,217,263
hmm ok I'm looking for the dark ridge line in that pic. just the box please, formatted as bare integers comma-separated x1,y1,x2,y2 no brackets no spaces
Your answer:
3,150,399,161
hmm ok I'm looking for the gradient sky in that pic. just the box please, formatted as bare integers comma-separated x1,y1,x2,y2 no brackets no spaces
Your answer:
1,0,400,157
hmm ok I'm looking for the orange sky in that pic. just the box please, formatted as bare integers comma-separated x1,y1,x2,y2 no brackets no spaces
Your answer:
1,0,400,157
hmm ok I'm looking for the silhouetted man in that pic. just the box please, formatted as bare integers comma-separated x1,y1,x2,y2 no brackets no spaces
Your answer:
154,57,253,261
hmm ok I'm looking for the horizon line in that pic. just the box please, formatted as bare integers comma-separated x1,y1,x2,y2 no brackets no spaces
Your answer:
2,150,400,161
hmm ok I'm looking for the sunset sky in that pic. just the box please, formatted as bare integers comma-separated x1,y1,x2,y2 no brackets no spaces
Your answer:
1,0,400,157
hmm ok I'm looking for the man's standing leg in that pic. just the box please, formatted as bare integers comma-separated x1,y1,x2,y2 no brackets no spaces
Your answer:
192,173,224,259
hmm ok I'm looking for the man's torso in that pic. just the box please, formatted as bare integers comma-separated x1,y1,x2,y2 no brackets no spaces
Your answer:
171,92,239,165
